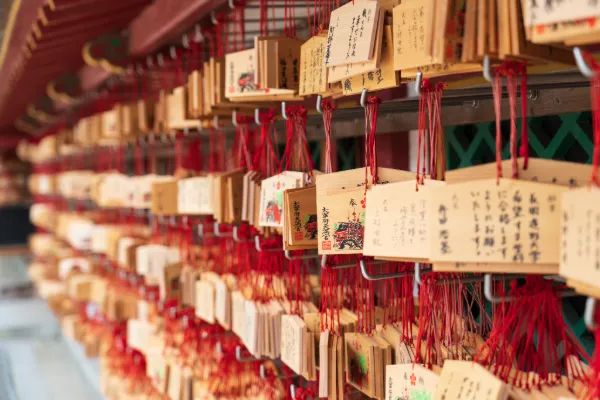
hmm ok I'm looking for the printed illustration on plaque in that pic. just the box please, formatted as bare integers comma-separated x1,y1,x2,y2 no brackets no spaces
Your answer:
329,196,365,251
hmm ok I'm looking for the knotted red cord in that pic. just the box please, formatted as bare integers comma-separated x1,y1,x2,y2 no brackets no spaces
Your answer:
322,99,337,174
475,276,588,390
493,61,529,181
416,79,445,189
364,96,380,189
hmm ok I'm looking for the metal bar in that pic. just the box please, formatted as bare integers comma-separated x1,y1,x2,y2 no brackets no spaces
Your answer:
254,236,282,252
320,254,356,270
284,250,319,261
359,259,410,281
483,274,579,304
235,345,266,362
585,297,597,330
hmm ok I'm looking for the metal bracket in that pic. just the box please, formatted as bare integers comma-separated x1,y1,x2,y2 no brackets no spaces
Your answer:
281,102,288,120
483,274,578,304
359,259,410,281
255,108,262,126
284,249,319,261
236,345,266,362
574,47,596,79
213,222,232,238
232,225,252,243
483,55,493,83
360,88,368,108
414,71,423,97
316,95,323,114
585,297,598,330
197,224,215,239
320,254,356,270
414,263,428,285
255,236,282,252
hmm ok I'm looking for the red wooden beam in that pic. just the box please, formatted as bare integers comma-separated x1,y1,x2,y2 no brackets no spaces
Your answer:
128,0,227,57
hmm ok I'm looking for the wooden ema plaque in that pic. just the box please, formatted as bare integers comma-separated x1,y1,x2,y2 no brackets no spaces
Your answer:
429,178,567,269
364,179,445,262
560,186,600,297
432,159,592,273
316,168,414,255
323,0,380,67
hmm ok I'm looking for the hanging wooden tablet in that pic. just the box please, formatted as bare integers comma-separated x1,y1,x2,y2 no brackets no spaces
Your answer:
512,0,573,64
283,185,318,250
187,70,202,118
316,168,414,255
462,0,478,62
177,177,213,215
522,0,600,27
119,103,138,139
392,0,439,71
364,180,445,261
434,361,509,400
428,178,568,271
324,0,381,67
386,363,440,400
327,10,385,84
167,86,201,131
560,186,600,297
275,37,304,91
100,106,120,144
202,62,212,115
258,172,306,228
344,332,377,398
342,25,400,95
299,36,329,96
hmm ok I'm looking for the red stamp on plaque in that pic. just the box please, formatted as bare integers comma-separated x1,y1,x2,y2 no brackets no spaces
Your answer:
322,241,331,250
295,232,304,241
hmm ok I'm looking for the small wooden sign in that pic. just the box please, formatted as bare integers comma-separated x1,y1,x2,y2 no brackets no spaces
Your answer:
323,0,381,67
428,178,567,266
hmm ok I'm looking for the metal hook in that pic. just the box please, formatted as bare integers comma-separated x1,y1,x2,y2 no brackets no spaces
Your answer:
414,71,423,97
585,297,598,330
254,108,262,126
316,95,323,114
483,273,577,303
574,47,596,79
232,225,252,242
157,53,165,67
170,46,177,60
213,115,219,128
359,259,411,281
320,254,356,269
211,11,219,25
285,250,320,261
198,223,215,239
360,88,368,108
194,24,204,42
146,55,154,68
254,236,282,252
232,109,238,127
182,34,190,49
483,55,493,83
414,263,431,285
290,384,297,399
214,222,232,238
228,0,236,9
236,346,265,362
281,102,288,120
